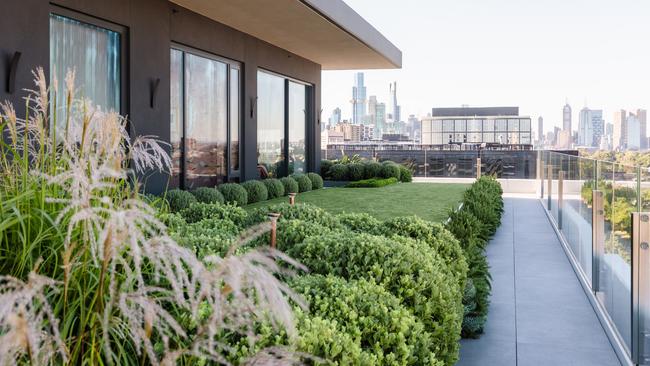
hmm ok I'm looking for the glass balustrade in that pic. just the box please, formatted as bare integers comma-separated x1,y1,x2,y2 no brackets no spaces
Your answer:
539,151,650,364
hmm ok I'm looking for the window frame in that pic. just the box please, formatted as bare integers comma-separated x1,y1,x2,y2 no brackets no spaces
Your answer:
170,43,242,188
257,68,314,177
50,5,129,118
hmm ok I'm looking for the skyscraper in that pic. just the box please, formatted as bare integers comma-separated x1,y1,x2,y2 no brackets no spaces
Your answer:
351,72,366,124
368,96,378,125
637,109,647,149
328,108,341,127
537,116,544,143
389,82,400,124
375,103,387,137
563,102,572,132
613,110,627,150
627,114,641,150
578,108,603,147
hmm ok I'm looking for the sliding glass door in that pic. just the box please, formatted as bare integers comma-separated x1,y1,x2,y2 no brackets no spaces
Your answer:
257,70,311,178
170,47,240,189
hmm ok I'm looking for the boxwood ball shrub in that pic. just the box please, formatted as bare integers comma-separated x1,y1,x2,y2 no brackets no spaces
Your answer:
292,275,440,365
190,186,225,205
347,163,365,181
274,219,334,252
171,218,241,258
280,176,299,195
363,161,382,179
288,232,464,366
263,178,285,199
165,189,197,212
328,164,349,181
399,165,413,183
218,183,249,207
306,172,324,190
380,162,401,180
241,180,269,204
291,174,313,193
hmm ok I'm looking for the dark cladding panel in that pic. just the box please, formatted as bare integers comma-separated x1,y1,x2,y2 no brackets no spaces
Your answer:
432,107,519,117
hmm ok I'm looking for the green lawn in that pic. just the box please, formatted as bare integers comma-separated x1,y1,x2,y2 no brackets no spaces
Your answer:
246,182,469,222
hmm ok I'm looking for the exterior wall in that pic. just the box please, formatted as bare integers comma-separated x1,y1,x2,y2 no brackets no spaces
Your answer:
0,0,322,193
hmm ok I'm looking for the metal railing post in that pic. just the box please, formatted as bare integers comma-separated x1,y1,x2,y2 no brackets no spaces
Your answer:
592,190,604,292
476,157,482,179
558,170,564,229
540,155,545,199
546,164,553,211
632,212,650,365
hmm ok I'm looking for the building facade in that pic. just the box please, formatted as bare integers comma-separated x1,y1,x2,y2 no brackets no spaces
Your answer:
421,107,532,145
0,0,400,193
578,108,603,147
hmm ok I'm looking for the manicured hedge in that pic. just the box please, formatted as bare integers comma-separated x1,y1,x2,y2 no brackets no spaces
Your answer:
263,178,285,199
280,177,299,195
288,232,464,366
307,173,324,190
218,183,249,207
180,202,248,227
247,203,342,230
445,176,503,338
346,177,398,188
165,189,197,212
399,165,413,183
291,174,313,193
363,161,383,179
190,187,225,205
337,212,382,234
347,163,365,181
328,164,349,181
380,162,401,180
320,159,334,178
292,275,439,365
241,180,269,204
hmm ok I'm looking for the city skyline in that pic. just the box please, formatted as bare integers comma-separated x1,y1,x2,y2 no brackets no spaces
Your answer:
322,0,650,134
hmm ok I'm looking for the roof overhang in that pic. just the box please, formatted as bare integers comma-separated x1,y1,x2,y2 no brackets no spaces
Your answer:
169,0,402,70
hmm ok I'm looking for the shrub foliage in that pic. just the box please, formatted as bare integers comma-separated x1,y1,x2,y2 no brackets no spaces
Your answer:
218,183,249,207
241,180,269,204
263,178,285,199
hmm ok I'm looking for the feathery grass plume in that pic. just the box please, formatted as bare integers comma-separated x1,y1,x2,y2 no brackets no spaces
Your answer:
0,69,307,365
0,272,67,365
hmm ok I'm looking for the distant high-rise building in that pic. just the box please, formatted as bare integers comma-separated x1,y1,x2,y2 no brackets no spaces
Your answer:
375,103,387,136
627,114,641,150
368,96,378,125
553,126,561,145
328,107,342,127
537,116,544,143
578,108,603,147
637,109,647,149
389,82,400,124
351,72,366,124
613,110,627,150
563,102,572,132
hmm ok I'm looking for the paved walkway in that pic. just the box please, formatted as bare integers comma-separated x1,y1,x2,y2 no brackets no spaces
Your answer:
457,195,621,366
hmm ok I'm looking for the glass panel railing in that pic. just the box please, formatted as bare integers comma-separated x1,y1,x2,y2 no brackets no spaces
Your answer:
539,151,647,363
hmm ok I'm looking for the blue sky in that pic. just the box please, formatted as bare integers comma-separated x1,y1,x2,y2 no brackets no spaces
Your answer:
322,0,650,133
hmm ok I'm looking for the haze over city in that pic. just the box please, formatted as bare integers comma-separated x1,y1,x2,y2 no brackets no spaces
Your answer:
322,0,650,133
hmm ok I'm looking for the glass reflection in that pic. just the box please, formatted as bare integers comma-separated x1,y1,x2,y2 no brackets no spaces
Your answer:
257,71,285,178
289,82,306,174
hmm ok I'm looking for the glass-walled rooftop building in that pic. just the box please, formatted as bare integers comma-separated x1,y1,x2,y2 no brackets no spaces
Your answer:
421,107,532,145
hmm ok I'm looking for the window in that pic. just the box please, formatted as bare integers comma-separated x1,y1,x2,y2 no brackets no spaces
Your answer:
230,68,241,173
170,47,240,189
467,119,482,132
454,119,467,132
483,119,495,132
257,70,312,178
50,12,123,132
508,119,520,132
495,119,508,131
443,120,455,132
257,71,286,178
288,82,306,174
